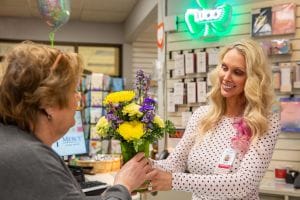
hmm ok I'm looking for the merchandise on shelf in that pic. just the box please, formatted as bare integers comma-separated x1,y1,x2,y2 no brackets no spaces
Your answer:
111,77,124,91
79,72,124,156
280,98,300,132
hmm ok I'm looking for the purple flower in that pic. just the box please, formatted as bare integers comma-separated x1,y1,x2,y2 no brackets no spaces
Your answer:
136,70,145,81
139,97,156,113
106,113,123,124
106,113,117,121
143,97,156,105
141,111,155,123
140,104,155,112
135,70,151,100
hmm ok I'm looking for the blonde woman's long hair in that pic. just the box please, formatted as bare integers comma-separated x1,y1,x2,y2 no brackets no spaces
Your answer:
199,39,275,140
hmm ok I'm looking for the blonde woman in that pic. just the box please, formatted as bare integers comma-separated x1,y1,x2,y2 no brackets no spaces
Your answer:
149,39,280,200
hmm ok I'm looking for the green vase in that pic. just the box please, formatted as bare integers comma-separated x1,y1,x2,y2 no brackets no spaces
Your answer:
120,140,150,192
120,141,150,163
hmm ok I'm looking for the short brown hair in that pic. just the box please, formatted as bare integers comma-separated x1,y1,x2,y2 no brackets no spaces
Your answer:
0,41,83,132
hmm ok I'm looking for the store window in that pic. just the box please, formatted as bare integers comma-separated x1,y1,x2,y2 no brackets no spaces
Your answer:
0,42,14,81
0,40,122,77
78,45,121,76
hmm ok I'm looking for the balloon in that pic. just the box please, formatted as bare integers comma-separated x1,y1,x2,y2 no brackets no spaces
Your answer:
37,0,71,32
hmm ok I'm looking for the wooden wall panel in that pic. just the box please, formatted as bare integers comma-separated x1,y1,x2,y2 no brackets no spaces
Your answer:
130,38,156,88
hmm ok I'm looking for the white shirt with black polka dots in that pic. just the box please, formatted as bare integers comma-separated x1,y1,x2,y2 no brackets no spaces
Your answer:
154,106,280,200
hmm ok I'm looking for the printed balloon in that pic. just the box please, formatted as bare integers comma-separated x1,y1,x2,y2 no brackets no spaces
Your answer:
38,0,71,32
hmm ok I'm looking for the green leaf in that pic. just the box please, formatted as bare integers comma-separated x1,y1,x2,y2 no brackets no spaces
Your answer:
165,120,176,136
133,139,143,152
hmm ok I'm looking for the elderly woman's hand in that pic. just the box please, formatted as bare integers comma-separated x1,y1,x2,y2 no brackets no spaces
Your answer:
113,153,152,193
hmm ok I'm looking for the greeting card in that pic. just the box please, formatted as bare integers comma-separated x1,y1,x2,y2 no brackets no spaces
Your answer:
271,39,291,55
272,3,296,35
280,98,300,132
252,7,272,36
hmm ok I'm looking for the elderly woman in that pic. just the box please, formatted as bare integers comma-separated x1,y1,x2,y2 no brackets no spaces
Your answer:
0,42,152,200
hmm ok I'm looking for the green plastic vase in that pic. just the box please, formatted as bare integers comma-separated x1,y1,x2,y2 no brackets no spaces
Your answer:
120,140,150,163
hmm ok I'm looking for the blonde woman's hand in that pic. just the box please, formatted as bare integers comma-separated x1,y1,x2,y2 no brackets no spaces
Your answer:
147,168,172,191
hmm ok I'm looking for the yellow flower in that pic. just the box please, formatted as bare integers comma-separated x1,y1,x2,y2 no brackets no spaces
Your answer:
122,103,143,117
103,91,135,105
117,121,145,141
96,116,109,137
154,115,165,128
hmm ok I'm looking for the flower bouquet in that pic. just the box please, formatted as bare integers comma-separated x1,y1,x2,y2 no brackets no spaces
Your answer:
96,70,175,164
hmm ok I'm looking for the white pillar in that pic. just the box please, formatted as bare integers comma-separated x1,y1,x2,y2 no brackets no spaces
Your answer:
157,0,167,153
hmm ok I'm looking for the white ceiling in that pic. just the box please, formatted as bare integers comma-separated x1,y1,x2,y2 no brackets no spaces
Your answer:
0,0,139,23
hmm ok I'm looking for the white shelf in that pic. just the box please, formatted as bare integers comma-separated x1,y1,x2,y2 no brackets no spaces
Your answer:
259,178,300,199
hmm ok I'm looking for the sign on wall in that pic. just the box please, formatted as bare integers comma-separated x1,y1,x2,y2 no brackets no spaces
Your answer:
184,0,232,38
157,22,164,49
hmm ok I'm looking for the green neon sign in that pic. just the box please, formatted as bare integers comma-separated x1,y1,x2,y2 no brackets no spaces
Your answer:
185,0,232,37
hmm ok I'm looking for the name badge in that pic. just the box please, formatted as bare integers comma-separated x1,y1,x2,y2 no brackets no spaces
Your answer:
217,148,236,169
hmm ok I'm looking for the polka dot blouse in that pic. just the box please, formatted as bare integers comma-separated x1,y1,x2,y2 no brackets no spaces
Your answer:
154,106,280,200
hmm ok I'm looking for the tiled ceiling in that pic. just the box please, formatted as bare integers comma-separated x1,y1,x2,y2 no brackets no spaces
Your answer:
0,0,139,23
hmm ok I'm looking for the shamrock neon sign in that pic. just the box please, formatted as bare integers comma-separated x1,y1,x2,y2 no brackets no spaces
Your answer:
185,0,232,37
